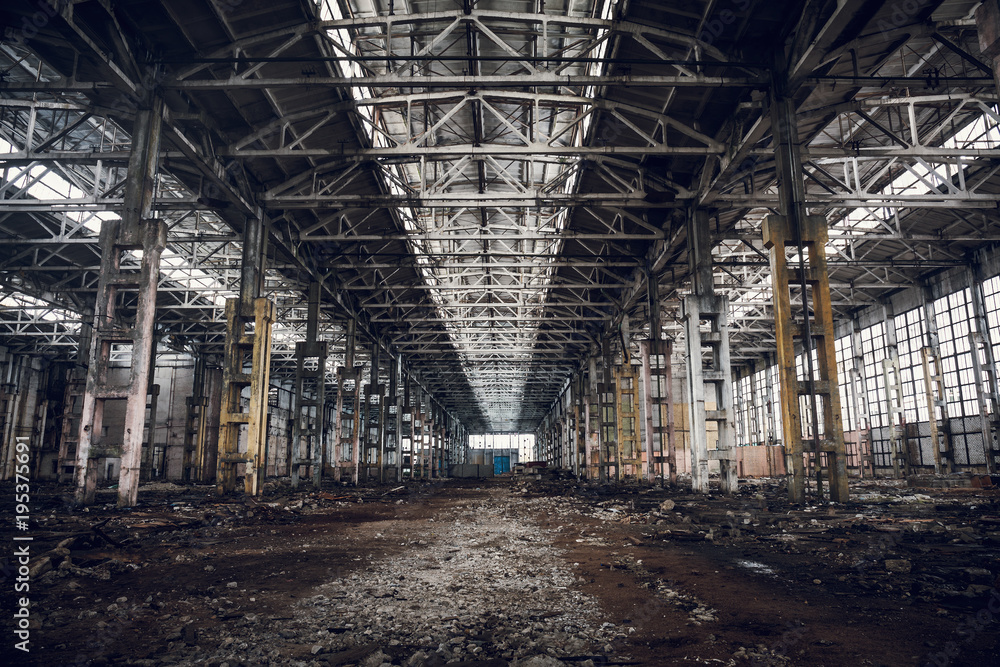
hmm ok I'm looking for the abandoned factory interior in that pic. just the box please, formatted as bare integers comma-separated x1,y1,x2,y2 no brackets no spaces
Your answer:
4,0,1000,665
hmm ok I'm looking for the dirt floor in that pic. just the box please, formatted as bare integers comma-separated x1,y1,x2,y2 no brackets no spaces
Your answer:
2,475,999,666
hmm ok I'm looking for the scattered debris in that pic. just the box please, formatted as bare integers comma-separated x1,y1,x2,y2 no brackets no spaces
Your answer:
3,475,998,666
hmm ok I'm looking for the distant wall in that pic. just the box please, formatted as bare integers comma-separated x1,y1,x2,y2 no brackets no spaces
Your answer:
449,464,494,478
735,445,787,478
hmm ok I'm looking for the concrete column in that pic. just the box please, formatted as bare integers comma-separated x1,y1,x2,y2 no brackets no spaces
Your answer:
410,382,421,477
139,373,160,482
977,2,1000,94
684,209,736,494
979,3,1000,466
362,338,384,482
291,283,327,488
334,319,361,483
216,206,274,497
183,354,209,482
968,261,1000,473
586,354,598,478
598,338,614,482
882,303,907,478
384,355,400,482
641,339,653,481
428,400,437,478
57,351,86,484
572,371,584,478
402,371,412,478
642,268,661,482
766,64,849,502
921,287,954,474
848,327,871,477
75,100,167,507
764,212,850,501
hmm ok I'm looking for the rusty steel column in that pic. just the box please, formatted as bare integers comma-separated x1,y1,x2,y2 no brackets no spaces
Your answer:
291,282,328,489
426,399,437,478
57,366,85,484
245,298,274,496
764,213,806,502
216,210,275,497
615,356,641,480
397,361,405,477
384,355,400,482
641,268,676,483
216,297,275,496
362,338,384,482
413,383,426,478
640,339,656,482
763,213,850,502
74,100,167,508
183,355,209,482
573,371,585,478
641,265,659,482
438,403,447,477
597,338,615,482
401,371,413,478
334,319,361,484
767,65,849,503
139,379,160,482
427,395,436,476
568,376,577,476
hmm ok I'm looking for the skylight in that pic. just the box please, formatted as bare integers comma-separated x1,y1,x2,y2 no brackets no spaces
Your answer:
318,0,615,430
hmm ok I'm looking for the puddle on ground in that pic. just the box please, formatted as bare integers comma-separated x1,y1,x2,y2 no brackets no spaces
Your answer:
735,559,776,576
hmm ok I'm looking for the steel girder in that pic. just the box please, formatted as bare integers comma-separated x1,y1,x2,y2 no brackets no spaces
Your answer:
3,0,1000,434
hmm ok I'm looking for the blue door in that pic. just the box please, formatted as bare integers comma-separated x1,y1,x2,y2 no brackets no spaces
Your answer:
494,455,510,475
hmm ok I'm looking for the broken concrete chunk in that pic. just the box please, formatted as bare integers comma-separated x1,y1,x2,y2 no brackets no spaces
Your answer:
406,650,430,667
28,557,53,579
182,624,199,645
885,559,912,574
514,655,567,666
362,650,390,667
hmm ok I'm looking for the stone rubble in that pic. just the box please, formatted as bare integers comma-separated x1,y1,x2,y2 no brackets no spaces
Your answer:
11,476,1000,666
169,494,630,666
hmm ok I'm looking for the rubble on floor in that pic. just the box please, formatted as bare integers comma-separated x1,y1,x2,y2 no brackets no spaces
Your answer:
2,474,998,666
278,496,626,666
523,475,1000,616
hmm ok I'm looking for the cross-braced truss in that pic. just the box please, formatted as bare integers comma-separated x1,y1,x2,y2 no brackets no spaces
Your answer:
2,0,999,433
